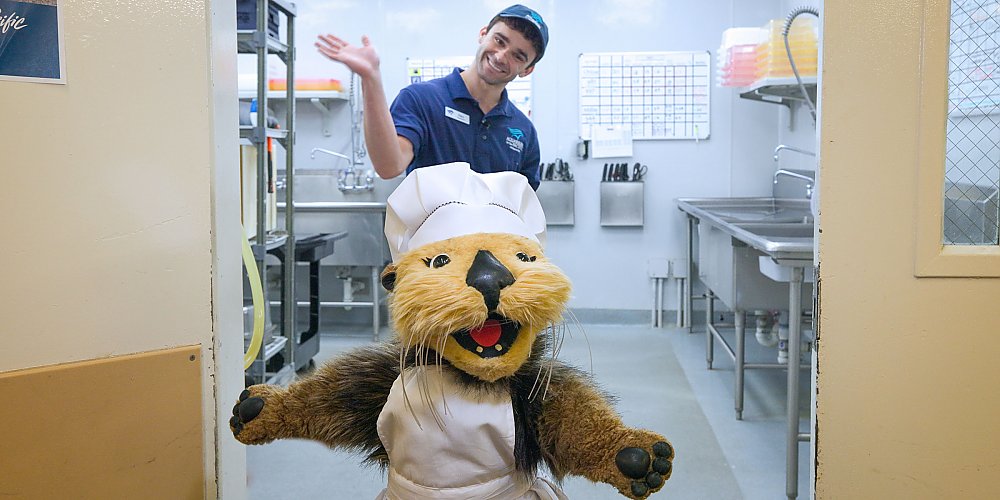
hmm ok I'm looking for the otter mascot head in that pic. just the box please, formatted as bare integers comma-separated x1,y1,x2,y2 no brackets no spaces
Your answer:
381,161,570,383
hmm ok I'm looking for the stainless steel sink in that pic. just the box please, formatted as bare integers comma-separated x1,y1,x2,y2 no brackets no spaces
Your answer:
275,170,403,267
676,197,814,258
676,196,815,312
678,197,813,224
734,222,814,239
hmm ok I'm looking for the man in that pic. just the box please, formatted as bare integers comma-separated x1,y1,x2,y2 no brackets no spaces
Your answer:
316,4,548,190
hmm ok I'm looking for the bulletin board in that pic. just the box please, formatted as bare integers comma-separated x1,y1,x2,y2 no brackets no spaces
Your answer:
406,56,533,118
948,0,1000,117
579,51,711,140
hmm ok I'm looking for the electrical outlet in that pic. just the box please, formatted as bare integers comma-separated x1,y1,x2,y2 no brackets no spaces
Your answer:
670,258,688,279
647,258,670,278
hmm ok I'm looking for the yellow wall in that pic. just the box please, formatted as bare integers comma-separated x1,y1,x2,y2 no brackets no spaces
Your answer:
817,0,1000,497
0,0,245,497
0,347,205,498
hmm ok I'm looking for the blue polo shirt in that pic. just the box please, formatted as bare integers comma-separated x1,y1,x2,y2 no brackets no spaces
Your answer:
390,68,541,190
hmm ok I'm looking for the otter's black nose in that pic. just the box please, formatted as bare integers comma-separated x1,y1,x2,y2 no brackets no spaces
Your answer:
466,250,515,311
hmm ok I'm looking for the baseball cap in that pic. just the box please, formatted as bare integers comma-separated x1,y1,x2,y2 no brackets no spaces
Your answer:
497,4,549,63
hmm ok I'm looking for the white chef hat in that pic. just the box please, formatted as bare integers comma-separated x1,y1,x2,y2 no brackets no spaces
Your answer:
384,162,546,262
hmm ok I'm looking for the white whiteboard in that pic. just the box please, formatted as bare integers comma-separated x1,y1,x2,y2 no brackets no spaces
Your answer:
579,51,711,140
406,56,533,118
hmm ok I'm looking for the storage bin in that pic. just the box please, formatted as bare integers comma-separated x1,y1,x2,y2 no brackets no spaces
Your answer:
268,79,343,91
756,17,818,79
237,0,279,38
717,27,766,87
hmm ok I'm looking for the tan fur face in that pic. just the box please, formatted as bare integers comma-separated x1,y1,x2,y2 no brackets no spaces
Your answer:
381,233,571,382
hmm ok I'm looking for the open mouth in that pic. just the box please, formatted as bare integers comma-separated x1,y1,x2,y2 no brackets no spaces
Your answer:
486,54,507,75
452,313,520,358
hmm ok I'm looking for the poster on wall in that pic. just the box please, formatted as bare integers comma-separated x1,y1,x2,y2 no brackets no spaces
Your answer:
0,0,65,84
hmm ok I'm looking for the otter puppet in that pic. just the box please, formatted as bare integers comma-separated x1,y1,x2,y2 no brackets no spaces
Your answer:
230,162,674,499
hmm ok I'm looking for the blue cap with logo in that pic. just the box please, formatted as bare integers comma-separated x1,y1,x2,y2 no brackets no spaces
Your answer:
497,4,549,63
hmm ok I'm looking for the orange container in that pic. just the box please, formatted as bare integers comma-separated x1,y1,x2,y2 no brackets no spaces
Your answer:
755,17,818,79
268,78,343,91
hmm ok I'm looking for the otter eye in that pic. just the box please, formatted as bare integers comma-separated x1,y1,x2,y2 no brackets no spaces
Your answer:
516,252,536,262
424,254,450,268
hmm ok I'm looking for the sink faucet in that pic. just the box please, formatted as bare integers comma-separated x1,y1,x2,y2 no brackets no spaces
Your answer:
773,169,815,199
310,148,375,193
311,147,351,162
773,144,816,162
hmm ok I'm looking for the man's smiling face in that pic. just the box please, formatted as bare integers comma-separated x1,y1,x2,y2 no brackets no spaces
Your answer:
473,21,537,86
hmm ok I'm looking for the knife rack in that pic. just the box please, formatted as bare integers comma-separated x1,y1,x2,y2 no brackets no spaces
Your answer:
537,181,575,226
600,181,644,227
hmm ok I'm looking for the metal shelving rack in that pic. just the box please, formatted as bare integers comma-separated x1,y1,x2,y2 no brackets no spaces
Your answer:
239,0,297,384
738,76,817,130
738,76,817,107
238,90,347,136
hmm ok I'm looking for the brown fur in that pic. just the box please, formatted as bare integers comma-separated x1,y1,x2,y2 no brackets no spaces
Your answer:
536,369,674,497
230,232,674,498
385,233,570,382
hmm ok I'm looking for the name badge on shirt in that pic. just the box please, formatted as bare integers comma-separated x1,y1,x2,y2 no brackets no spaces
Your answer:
444,106,470,125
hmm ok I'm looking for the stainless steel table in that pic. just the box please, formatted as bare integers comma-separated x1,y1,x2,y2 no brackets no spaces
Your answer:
677,198,814,499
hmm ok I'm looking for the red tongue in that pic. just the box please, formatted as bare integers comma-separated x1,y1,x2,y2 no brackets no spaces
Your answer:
469,319,502,347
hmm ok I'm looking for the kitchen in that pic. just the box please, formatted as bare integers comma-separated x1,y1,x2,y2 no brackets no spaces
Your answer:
2,0,998,499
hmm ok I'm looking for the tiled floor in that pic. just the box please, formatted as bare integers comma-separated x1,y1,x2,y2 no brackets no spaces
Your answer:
246,322,812,499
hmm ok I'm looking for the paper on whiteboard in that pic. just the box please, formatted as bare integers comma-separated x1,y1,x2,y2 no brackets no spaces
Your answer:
590,125,633,158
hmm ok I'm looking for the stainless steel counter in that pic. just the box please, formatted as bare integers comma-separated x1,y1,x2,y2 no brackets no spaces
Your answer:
677,196,815,499
676,197,813,260
279,201,387,213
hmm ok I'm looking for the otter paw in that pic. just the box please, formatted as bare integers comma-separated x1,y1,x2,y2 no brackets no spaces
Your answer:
229,389,266,440
615,441,673,498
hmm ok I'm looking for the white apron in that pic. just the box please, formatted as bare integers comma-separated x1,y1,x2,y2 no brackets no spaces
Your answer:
375,367,567,500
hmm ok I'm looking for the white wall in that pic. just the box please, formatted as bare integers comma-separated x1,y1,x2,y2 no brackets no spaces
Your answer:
1,0,245,496
257,0,807,313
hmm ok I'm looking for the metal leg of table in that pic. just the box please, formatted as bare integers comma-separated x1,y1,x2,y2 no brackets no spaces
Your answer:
676,278,684,328
684,215,695,330
705,291,715,369
786,266,804,499
734,310,746,420
371,266,380,341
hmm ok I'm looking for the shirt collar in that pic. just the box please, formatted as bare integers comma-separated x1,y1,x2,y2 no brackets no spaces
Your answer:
446,67,512,118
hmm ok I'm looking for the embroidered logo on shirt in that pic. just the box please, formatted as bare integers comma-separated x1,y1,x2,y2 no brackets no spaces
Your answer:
506,128,524,153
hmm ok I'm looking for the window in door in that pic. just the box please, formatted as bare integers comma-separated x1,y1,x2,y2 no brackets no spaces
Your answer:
945,0,1000,246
